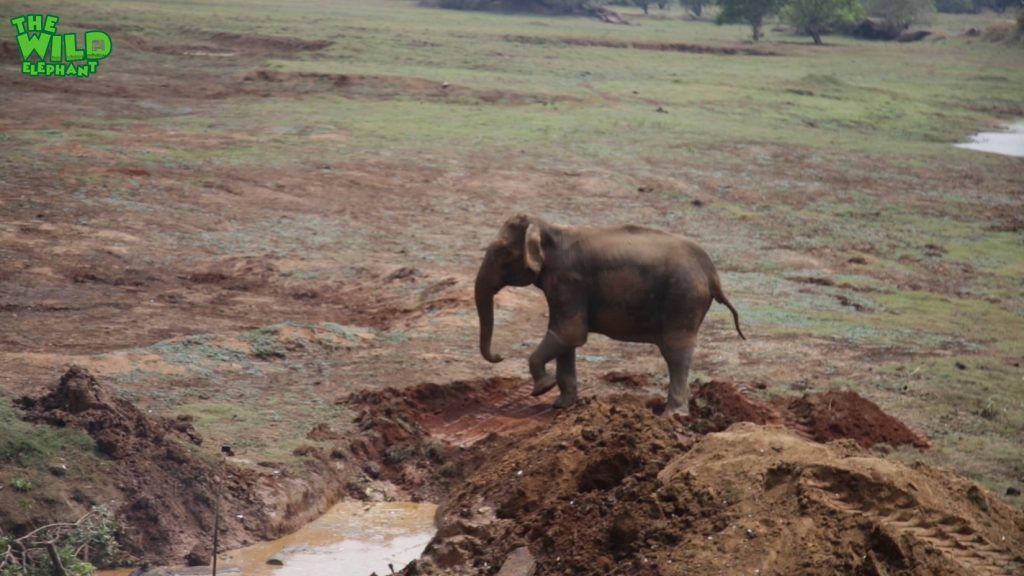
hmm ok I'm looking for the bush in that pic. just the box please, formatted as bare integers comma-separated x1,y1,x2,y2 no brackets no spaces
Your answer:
0,506,120,575
867,0,935,29
784,0,865,44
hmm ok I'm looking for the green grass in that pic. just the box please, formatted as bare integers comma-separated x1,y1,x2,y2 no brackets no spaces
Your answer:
0,397,96,469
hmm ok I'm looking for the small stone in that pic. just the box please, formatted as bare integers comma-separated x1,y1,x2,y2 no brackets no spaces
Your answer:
1006,487,1021,497
496,546,536,576
362,461,382,479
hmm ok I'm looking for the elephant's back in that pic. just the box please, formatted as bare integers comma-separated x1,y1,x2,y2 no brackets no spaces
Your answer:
577,225,708,267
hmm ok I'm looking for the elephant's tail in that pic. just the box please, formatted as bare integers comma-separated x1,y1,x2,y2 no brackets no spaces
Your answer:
713,288,746,340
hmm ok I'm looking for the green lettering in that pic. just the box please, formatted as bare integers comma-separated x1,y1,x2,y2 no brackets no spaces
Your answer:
85,31,112,60
50,33,63,60
45,63,56,75
43,15,58,34
10,16,27,34
21,61,32,75
78,65,90,77
27,14,42,32
88,61,98,73
16,32,51,61
63,34,84,61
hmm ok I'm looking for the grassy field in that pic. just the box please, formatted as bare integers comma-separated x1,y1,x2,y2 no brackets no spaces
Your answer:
2,0,1022,519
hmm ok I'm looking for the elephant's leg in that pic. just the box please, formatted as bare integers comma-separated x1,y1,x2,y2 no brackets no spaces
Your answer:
660,338,696,417
529,330,570,397
553,348,578,409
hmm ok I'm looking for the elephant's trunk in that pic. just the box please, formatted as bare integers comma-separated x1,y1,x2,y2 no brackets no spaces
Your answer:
475,259,504,364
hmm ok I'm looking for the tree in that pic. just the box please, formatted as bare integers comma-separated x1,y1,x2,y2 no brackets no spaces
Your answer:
716,0,788,40
679,0,706,16
783,0,864,44
866,0,935,30
636,0,651,13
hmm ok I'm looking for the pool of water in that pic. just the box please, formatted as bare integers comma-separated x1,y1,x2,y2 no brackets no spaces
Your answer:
100,501,437,576
954,121,1024,158
224,501,436,576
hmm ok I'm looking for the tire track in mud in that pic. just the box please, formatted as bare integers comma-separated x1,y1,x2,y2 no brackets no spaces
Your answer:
800,467,1023,576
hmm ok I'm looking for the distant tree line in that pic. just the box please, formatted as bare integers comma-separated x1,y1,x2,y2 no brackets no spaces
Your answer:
717,0,1020,43
934,0,1022,13
429,0,1023,44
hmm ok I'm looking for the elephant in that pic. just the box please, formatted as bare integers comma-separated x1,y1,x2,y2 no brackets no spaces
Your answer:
474,214,745,416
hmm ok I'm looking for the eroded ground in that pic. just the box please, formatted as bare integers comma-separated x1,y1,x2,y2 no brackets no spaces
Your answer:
1,0,1023,570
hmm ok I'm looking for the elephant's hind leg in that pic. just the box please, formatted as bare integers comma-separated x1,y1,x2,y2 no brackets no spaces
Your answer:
660,336,696,416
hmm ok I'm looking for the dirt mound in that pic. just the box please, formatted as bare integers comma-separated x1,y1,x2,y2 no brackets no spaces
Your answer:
689,380,781,433
786,390,930,449
13,367,327,565
410,398,1024,576
18,365,203,458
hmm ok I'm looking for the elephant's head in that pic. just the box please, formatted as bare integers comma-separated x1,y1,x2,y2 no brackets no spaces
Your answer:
475,214,547,363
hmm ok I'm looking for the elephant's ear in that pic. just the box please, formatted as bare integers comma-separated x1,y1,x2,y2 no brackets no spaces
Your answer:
524,223,545,273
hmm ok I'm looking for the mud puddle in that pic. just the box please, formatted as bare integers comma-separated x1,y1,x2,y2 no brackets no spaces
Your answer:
955,121,1024,157
219,502,436,575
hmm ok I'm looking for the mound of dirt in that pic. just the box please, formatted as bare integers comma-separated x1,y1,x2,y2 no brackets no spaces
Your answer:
410,397,1024,576
786,390,930,449
689,380,781,433
13,367,339,566
18,365,203,458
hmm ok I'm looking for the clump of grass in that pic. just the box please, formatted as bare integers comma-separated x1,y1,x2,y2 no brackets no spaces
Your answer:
242,328,287,360
151,335,250,365
10,478,34,493
0,398,95,469
322,322,372,342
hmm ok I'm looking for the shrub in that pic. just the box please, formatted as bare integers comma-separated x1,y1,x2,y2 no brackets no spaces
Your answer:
866,0,935,29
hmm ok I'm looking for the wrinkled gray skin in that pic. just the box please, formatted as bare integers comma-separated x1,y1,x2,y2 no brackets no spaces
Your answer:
475,214,745,416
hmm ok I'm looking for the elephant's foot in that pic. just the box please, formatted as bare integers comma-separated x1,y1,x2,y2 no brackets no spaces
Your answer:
530,374,557,396
553,391,577,409
662,401,690,418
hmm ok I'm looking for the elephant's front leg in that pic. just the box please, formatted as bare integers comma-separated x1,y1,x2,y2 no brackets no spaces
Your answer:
528,330,569,397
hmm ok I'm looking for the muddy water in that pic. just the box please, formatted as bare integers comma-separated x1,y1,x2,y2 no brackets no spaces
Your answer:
954,121,1024,157
101,502,436,576
226,502,436,575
